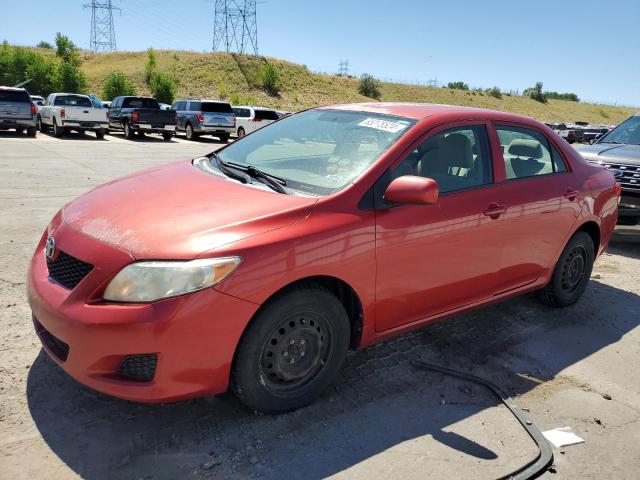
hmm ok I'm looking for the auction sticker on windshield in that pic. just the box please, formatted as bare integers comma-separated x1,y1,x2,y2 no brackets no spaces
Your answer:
358,117,409,133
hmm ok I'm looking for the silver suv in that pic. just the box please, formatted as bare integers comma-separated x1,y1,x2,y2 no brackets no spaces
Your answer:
172,99,235,142
0,87,37,137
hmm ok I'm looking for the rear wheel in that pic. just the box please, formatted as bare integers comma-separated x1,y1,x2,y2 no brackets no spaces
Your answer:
231,283,350,414
53,119,63,137
218,133,230,143
95,129,105,139
162,131,173,141
16,127,24,135
237,127,245,138
185,123,196,140
27,126,37,137
123,121,134,139
539,231,594,307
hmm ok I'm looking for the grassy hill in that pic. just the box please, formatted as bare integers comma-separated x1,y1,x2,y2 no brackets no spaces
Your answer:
57,48,638,125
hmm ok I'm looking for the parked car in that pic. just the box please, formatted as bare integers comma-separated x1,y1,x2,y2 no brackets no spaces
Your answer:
108,96,176,140
102,101,111,109
544,122,579,144
39,93,109,139
173,99,235,141
0,86,37,136
31,95,45,110
575,113,640,239
28,104,618,414
582,126,610,144
159,103,172,110
232,105,279,137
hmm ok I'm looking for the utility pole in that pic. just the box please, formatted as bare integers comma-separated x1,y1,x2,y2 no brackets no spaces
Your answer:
83,1,120,52
212,0,259,55
338,59,349,76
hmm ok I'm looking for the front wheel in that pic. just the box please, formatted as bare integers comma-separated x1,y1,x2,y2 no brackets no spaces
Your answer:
539,231,594,307
231,283,350,414
237,127,245,138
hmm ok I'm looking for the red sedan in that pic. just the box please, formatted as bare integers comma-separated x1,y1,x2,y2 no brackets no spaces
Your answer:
27,103,619,413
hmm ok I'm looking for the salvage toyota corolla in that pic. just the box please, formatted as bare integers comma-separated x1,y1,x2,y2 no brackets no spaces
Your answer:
28,103,619,413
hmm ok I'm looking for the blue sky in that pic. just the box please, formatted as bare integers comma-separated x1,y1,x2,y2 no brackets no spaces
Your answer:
2,0,639,106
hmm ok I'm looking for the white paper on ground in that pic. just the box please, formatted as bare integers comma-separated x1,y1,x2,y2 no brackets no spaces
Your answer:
542,427,585,448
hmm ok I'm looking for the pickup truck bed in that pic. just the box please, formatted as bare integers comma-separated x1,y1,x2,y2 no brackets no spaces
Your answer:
108,96,176,140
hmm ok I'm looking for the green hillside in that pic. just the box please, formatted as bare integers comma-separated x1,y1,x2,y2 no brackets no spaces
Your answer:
39,48,640,124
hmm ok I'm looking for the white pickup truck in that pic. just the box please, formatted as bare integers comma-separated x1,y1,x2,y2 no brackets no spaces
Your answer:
38,93,109,139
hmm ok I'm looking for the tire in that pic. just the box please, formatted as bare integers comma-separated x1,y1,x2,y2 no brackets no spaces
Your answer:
185,123,197,140
53,119,63,137
162,131,173,141
37,115,45,132
219,133,230,143
27,126,37,137
231,283,350,414
237,127,245,138
95,129,105,139
124,121,134,139
16,127,24,135
137,131,146,137
539,231,594,308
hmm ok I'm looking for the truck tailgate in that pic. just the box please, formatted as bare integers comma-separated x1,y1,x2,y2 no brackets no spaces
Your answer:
64,107,106,123
136,109,175,125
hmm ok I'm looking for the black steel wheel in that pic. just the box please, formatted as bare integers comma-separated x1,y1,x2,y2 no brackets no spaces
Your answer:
232,283,350,414
539,231,594,307
237,127,245,138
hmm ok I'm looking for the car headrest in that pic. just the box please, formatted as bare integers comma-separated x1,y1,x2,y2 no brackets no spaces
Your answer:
508,139,543,159
440,133,474,168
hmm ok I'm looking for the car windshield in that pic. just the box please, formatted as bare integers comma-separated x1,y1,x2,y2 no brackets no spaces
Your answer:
598,115,640,145
215,109,416,195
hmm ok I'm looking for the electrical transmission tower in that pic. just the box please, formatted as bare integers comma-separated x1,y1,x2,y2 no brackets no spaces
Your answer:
338,59,350,76
212,0,258,55
83,1,120,52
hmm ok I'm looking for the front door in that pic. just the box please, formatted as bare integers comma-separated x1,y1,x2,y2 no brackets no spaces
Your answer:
374,122,504,332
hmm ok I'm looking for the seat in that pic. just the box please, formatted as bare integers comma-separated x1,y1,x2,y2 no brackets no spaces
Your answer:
418,133,478,193
506,139,551,178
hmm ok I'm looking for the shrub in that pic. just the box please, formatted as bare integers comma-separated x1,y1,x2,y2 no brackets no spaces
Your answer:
218,81,228,99
358,73,381,99
150,72,176,104
229,92,240,105
102,71,136,100
54,33,86,93
37,41,53,49
523,82,548,103
485,86,502,99
546,91,580,102
261,63,280,95
0,44,59,96
144,48,157,85
599,108,610,119
447,81,469,91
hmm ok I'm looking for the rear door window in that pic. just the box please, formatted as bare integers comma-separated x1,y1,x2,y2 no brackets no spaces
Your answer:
188,101,202,111
496,126,566,179
254,109,279,121
202,102,233,113
0,90,30,102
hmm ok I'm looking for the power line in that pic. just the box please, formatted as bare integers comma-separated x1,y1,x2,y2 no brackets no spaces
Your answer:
83,1,120,52
212,0,258,54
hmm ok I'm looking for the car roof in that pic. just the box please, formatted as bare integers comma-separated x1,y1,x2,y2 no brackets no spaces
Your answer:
318,102,542,124
0,86,28,92
234,105,275,111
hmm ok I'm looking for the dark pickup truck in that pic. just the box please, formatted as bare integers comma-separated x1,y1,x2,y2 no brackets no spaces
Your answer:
108,96,176,140
576,113,640,240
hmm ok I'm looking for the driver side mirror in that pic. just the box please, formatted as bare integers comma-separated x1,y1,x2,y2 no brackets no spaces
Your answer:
384,175,439,205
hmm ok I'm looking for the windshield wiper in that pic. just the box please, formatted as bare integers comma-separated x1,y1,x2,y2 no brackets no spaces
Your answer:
223,161,289,195
211,153,252,184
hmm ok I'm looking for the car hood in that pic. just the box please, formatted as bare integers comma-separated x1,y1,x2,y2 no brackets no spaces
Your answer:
62,160,317,259
575,143,640,165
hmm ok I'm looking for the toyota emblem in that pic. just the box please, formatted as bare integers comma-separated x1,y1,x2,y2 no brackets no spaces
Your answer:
45,236,56,260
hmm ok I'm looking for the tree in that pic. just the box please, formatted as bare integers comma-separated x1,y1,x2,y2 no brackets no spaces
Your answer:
485,86,502,99
150,72,176,104
523,82,548,103
260,63,280,96
0,44,59,96
37,41,53,49
358,73,381,99
102,71,137,100
447,81,469,91
54,33,86,93
144,47,157,85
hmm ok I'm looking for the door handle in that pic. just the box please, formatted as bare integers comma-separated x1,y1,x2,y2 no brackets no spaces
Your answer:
483,202,507,219
564,188,579,201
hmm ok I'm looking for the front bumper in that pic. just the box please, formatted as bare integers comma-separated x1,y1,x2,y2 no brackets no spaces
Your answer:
27,226,259,403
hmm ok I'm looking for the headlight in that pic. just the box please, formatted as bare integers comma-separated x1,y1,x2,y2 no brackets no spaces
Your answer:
103,257,242,303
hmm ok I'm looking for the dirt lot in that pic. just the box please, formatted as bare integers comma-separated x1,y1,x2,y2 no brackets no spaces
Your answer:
1,130,639,480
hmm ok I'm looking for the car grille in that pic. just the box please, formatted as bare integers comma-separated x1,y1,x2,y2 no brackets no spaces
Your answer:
33,317,69,362
46,250,93,290
117,354,158,382
594,162,640,192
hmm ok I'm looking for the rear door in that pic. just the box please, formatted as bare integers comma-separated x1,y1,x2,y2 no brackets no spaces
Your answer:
487,123,580,292
201,101,234,128
0,89,31,122
108,97,122,128
374,121,504,332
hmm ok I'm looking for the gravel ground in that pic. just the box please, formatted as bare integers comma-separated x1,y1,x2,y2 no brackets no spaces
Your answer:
1,130,639,479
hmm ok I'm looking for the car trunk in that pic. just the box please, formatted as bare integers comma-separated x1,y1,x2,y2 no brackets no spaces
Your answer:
0,91,32,120
202,103,234,128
